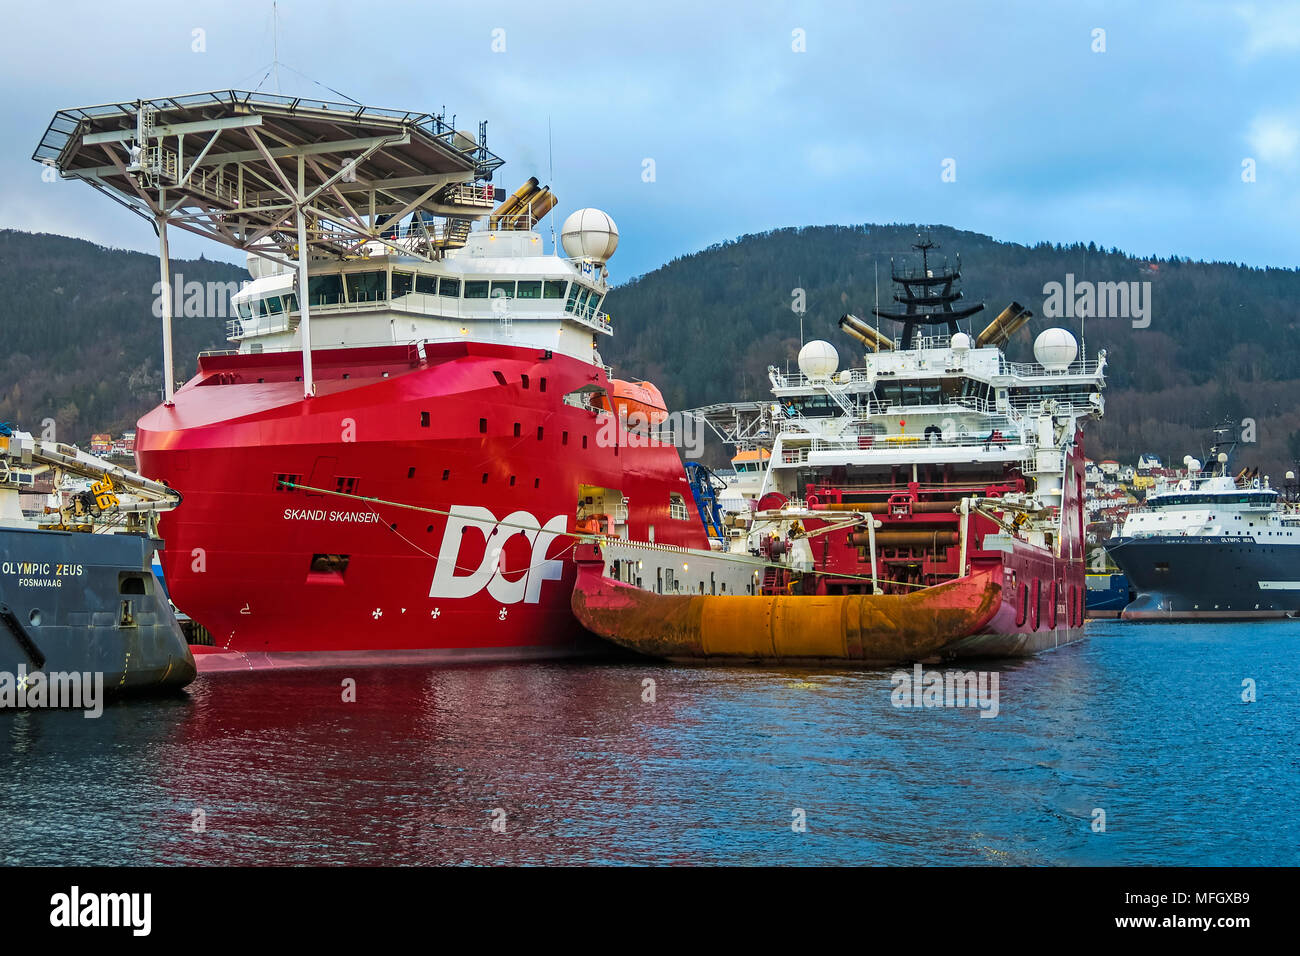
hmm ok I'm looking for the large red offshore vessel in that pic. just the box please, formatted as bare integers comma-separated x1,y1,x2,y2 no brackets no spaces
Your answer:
571,239,1110,663
35,90,709,670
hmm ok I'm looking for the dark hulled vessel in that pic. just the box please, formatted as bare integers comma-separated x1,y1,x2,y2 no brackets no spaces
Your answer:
1105,436,1300,620
1,427,195,698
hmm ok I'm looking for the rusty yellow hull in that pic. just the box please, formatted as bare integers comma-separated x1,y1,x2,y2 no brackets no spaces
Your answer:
572,558,1003,665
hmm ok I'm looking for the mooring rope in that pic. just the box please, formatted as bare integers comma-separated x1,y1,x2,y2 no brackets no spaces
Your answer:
279,480,945,590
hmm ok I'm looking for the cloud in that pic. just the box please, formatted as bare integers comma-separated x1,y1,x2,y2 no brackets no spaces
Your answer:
1246,113,1300,167
1236,1,1300,57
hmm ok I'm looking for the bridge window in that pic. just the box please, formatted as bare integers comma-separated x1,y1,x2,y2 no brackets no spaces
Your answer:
490,280,515,299
565,283,581,312
236,300,253,319
392,272,414,298
265,295,284,314
544,280,567,299
783,395,838,417
517,280,542,299
439,277,460,297
415,274,438,295
345,271,386,303
307,273,344,306
464,280,489,299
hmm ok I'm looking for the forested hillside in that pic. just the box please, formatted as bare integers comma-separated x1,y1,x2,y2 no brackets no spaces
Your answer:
604,223,1300,476
0,230,239,441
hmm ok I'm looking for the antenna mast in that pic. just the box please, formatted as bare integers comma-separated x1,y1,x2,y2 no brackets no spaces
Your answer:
272,2,281,92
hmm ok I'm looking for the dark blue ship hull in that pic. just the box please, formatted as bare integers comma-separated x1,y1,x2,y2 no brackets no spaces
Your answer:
1085,572,1134,617
0,526,196,697
1105,535,1300,620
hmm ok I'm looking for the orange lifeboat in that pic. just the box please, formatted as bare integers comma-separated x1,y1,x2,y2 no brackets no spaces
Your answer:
575,513,615,536
594,379,668,428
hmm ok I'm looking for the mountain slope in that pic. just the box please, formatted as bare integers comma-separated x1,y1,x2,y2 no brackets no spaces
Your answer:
603,223,1300,476
0,229,240,443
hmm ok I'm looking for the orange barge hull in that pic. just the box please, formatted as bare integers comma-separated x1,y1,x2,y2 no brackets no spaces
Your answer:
571,551,1003,665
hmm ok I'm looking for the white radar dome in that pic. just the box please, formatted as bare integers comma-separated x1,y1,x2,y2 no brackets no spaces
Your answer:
561,208,619,261
798,340,839,380
950,332,972,351
1033,327,1078,371
246,252,288,280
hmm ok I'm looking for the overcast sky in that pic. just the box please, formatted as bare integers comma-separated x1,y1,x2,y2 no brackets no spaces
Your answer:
2,0,1297,279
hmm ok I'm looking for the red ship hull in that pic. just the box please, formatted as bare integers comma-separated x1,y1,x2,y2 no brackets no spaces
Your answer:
568,435,1091,663
569,527,1088,664
136,342,708,672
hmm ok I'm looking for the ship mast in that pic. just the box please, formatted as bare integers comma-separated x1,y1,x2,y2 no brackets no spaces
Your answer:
872,235,985,349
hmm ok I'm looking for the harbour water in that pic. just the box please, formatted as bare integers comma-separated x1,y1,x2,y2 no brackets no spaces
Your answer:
2,621,1297,866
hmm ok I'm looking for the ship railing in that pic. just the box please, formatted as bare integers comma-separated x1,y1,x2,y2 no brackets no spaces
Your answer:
769,367,873,390
198,333,549,359
440,182,497,207
805,428,1031,457
909,332,967,351
225,315,298,342
867,395,1006,419
770,385,1032,423
566,309,612,334
890,264,959,282
998,356,1105,378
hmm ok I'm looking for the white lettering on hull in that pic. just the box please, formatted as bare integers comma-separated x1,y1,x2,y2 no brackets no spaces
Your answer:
282,509,382,523
429,506,567,604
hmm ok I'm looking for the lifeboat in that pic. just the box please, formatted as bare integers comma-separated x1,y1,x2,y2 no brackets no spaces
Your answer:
593,379,668,427
570,544,1002,665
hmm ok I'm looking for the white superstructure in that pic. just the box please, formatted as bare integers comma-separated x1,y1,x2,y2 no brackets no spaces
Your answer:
755,330,1106,505
1119,468,1300,543
225,218,617,367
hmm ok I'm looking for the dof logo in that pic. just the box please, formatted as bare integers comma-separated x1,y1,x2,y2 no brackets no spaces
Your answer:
429,506,566,603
